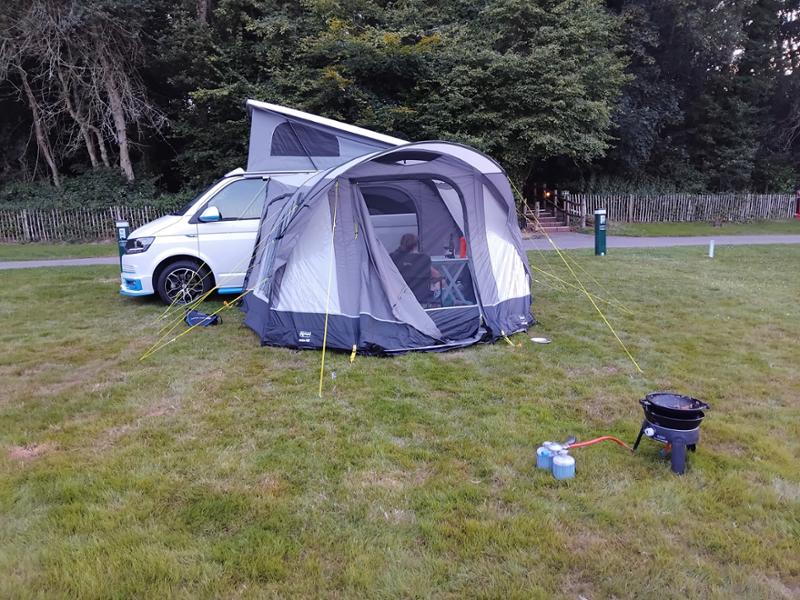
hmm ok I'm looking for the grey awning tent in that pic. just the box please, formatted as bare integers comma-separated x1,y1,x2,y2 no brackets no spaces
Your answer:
241,102,533,354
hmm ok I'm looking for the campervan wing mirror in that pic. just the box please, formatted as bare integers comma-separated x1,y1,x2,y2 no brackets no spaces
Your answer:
198,206,222,222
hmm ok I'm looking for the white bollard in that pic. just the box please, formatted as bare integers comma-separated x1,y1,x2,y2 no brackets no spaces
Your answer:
708,239,715,258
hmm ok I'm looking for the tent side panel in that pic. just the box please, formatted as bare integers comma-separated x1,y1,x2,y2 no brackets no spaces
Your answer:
477,182,533,336
243,179,298,294
481,296,534,337
485,173,531,277
464,174,501,307
483,184,530,302
258,310,358,351
273,196,341,314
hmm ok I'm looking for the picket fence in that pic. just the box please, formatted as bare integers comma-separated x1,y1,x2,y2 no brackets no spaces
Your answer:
0,206,172,242
566,193,795,224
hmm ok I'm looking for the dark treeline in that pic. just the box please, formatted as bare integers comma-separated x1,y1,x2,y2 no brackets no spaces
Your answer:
1,0,798,208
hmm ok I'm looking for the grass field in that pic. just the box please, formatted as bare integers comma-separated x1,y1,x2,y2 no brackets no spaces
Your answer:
1,246,798,598
582,219,800,237
0,242,116,261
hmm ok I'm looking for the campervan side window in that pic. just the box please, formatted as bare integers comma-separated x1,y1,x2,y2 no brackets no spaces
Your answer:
206,179,267,220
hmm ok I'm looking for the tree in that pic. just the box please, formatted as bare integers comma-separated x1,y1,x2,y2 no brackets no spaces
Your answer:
0,1,62,186
0,0,166,184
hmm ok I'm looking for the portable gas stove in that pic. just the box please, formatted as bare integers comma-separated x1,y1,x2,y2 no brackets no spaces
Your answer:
632,392,710,474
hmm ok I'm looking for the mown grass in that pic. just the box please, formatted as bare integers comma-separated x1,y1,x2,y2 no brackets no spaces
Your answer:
0,242,116,261
585,219,800,237
1,246,798,598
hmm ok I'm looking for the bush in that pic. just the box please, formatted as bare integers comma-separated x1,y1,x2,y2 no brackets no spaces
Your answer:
0,169,195,211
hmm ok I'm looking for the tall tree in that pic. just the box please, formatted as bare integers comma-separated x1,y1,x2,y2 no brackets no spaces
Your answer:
0,0,165,184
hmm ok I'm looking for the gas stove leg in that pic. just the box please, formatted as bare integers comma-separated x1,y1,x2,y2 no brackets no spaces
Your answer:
632,421,646,451
670,439,687,475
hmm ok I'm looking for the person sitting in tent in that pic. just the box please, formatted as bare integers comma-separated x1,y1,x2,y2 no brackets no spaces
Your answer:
390,233,441,306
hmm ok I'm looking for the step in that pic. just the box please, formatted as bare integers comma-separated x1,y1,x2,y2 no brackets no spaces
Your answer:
535,225,572,233
530,221,567,228
521,226,573,238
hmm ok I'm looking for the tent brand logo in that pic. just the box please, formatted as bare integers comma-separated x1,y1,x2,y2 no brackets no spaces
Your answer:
298,330,312,343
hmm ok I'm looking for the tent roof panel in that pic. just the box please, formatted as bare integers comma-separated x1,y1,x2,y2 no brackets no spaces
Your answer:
403,142,505,174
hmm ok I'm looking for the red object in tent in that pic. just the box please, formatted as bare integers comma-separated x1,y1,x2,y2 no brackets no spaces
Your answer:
459,236,467,258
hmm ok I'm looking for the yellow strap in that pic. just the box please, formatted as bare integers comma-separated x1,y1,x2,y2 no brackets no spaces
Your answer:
349,344,357,363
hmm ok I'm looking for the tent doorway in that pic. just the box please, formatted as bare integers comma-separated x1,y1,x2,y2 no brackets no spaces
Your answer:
354,178,481,341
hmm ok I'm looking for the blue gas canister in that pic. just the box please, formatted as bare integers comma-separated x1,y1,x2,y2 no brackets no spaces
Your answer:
536,443,554,469
552,451,576,480
536,442,562,470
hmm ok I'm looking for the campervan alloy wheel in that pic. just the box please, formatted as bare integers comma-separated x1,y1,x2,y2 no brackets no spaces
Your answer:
156,260,212,305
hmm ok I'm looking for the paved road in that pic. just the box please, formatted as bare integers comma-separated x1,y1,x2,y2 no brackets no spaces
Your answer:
0,256,119,270
1,233,800,270
523,233,800,251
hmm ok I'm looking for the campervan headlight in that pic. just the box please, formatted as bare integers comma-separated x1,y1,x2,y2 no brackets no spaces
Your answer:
124,237,155,255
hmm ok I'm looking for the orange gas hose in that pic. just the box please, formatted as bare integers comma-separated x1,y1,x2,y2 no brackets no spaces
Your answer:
566,436,633,452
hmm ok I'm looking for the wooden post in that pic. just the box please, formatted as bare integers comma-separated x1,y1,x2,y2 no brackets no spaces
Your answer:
553,189,558,221
21,209,31,242
627,194,634,223
581,195,587,228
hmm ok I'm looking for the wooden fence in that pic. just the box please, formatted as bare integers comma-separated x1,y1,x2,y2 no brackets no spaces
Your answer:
1,192,796,242
0,206,172,242
566,193,795,225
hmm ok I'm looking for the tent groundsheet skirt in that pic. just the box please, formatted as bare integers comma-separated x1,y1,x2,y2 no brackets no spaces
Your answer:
242,295,492,354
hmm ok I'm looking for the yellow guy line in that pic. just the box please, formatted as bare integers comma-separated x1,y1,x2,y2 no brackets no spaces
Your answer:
153,181,270,326
319,180,339,397
157,284,218,334
530,244,568,291
530,266,632,314
141,187,310,360
155,218,282,338
561,251,632,313
139,288,251,360
512,182,643,374
145,187,299,355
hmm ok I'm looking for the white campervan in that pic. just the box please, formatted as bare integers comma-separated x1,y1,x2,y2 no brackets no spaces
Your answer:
119,101,405,303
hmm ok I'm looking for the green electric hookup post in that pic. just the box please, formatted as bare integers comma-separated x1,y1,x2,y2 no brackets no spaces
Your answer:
115,220,130,268
594,209,607,256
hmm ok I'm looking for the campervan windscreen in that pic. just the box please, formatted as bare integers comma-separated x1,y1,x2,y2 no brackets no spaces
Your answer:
171,183,215,216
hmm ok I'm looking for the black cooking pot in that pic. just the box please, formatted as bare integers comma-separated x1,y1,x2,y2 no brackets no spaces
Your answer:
641,392,709,419
642,405,705,430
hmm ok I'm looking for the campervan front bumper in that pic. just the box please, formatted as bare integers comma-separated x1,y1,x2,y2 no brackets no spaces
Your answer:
119,259,155,297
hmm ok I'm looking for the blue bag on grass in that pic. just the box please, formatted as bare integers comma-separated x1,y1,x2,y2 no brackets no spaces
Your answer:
184,310,220,327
